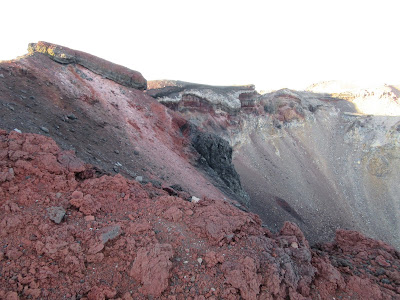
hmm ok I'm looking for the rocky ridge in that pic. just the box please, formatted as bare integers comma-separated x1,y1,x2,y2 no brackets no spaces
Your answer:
28,42,147,90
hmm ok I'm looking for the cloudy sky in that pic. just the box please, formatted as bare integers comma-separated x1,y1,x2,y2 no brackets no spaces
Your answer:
2,0,399,91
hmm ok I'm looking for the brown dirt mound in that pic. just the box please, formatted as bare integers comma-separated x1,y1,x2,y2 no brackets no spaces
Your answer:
1,130,399,299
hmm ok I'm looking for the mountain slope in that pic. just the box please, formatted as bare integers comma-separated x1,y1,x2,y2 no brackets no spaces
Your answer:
148,83,400,249
0,42,245,206
1,42,400,298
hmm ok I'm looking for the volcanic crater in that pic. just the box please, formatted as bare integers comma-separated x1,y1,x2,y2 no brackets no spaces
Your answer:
0,42,399,299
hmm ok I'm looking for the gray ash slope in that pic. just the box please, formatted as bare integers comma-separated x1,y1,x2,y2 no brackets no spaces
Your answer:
148,80,400,249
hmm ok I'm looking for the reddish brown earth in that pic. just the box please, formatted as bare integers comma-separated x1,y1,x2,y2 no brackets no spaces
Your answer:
1,130,400,299
1,43,400,299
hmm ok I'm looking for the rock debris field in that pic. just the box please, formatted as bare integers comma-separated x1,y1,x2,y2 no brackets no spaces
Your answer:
1,130,400,299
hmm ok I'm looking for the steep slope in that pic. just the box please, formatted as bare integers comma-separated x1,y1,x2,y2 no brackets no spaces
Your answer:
1,130,399,299
148,82,400,249
0,42,245,206
234,89,400,247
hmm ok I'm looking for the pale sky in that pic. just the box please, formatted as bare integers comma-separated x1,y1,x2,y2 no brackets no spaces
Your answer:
2,0,399,91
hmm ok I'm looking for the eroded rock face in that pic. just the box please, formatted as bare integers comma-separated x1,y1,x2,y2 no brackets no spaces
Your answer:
149,81,400,250
1,130,399,299
28,41,147,90
147,80,258,114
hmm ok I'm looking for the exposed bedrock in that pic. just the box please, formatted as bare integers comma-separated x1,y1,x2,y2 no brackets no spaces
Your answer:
149,82,400,249
187,125,250,206
147,79,258,114
28,41,147,90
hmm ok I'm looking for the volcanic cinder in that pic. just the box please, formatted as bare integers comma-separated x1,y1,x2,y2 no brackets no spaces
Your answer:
1,42,400,299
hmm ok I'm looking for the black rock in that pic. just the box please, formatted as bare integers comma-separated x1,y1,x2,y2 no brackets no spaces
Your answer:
189,126,249,206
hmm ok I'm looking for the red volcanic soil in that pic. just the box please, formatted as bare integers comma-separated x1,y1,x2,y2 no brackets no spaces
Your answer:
0,48,229,203
1,130,399,299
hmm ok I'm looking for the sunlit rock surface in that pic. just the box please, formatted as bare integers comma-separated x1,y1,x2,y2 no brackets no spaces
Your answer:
149,81,400,249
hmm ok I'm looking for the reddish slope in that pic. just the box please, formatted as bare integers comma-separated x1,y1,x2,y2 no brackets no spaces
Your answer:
1,130,400,299
0,44,228,202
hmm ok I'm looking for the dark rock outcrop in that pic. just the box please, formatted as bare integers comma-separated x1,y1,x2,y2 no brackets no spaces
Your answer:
191,128,250,206
28,41,147,90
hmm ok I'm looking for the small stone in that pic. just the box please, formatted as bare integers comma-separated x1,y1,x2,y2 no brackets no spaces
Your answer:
0,74,4,78
135,176,143,183
13,128,22,133
133,150,140,155
67,114,77,120
40,126,49,133
191,196,200,203
71,191,83,199
88,242,104,254
226,234,235,242
100,225,121,244
114,150,120,154
47,206,66,224
55,192,62,199
122,292,133,300
87,253,104,263
197,258,203,264
291,242,299,248
85,215,95,222
5,291,19,300
375,255,391,267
